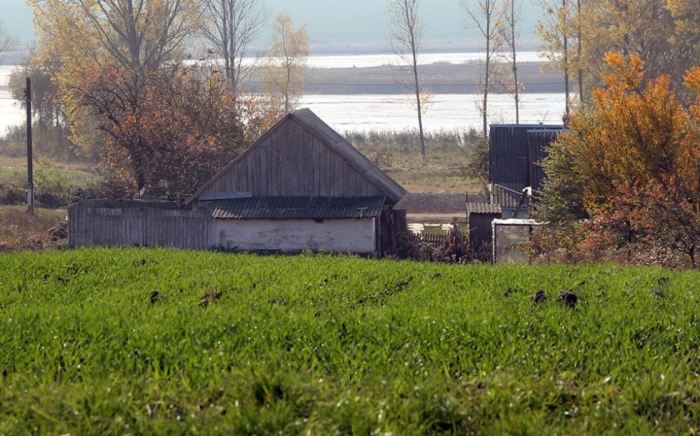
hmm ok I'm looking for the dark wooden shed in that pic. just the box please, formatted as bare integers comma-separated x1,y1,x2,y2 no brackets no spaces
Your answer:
466,202,502,260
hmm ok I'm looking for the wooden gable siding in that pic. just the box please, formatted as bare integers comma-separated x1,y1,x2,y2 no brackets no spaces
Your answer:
200,118,385,198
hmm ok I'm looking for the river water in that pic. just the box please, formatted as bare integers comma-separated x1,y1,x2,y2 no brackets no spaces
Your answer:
0,52,566,135
298,93,565,132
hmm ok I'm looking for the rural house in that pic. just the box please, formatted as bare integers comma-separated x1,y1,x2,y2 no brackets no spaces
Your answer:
69,109,407,256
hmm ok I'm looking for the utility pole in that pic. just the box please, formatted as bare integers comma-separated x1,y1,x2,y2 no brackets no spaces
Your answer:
25,77,34,215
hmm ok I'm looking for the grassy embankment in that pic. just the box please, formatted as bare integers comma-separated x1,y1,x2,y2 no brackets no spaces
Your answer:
380,152,481,195
344,129,484,195
1,248,699,434
0,156,96,249
0,155,99,190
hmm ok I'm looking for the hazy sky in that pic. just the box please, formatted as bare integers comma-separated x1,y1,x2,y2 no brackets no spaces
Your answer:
4,0,541,51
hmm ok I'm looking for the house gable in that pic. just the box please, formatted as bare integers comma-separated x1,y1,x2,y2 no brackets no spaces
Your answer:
187,109,406,204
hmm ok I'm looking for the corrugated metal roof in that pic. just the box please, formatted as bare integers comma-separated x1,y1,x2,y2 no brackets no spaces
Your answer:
527,129,565,192
466,202,502,215
492,182,529,209
491,183,530,208
213,196,386,220
69,200,185,210
489,125,564,191
198,192,253,201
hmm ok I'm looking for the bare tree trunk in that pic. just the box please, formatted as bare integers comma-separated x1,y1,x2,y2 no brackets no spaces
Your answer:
463,0,504,137
577,0,583,103
485,3,492,137
202,0,268,98
228,1,236,94
285,57,292,114
412,60,426,157
483,46,490,137
388,0,428,157
563,0,570,118
408,7,426,157
509,0,520,124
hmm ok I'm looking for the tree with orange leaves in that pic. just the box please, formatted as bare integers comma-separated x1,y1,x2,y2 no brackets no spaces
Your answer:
27,0,285,198
534,53,700,267
85,60,247,199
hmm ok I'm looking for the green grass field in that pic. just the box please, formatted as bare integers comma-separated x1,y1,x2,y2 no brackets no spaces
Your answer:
1,249,699,434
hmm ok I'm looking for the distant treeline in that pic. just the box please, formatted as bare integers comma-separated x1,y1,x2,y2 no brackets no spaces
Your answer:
244,62,569,95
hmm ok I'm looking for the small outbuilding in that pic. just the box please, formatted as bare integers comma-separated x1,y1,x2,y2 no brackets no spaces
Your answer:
459,124,564,263
466,202,502,260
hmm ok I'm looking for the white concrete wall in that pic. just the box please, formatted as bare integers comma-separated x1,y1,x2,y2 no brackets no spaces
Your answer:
216,218,376,253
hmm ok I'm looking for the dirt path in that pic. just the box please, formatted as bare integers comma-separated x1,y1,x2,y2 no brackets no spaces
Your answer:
397,193,485,216
407,213,465,224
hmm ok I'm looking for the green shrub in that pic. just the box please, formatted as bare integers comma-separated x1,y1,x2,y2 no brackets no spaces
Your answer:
34,158,70,208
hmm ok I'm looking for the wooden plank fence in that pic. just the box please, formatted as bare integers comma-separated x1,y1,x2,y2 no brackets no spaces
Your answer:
68,200,213,250
413,232,449,247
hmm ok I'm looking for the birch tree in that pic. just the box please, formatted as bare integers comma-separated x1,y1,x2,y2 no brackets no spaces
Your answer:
462,0,506,137
502,0,523,123
575,0,582,103
388,0,427,157
202,0,269,96
262,13,308,115
537,0,700,106
536,0,573,118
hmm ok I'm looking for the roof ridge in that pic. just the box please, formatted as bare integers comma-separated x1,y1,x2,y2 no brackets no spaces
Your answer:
187,109,406,205
290,110,406,203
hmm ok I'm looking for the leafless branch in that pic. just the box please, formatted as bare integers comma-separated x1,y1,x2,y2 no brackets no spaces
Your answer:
387,0,428,157
202,0,269,95
461,0,507,135
0,21,17,57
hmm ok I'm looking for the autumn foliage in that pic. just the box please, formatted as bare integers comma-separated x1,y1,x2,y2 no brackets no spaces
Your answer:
533,53,700,268
72,61,249,199
25,0,290,199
